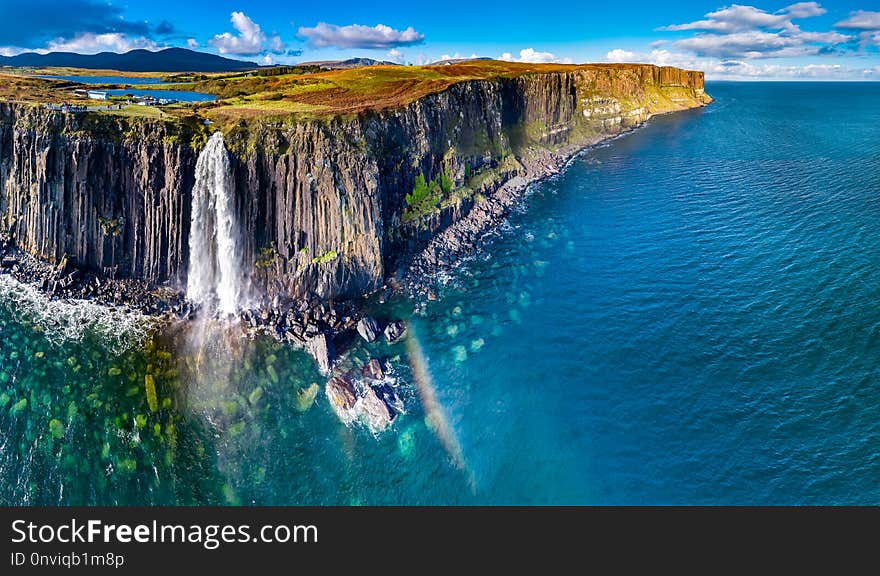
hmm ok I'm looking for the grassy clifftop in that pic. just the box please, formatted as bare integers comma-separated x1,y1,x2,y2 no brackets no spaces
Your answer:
192,61,707,120
2,60,707,122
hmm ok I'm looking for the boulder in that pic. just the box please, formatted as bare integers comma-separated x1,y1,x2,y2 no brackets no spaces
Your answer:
356,316,381,343
373,382,405,415
305,332,336,373
325,375,356,411
360,385,394,432
383,320,407,343
361,358,385,381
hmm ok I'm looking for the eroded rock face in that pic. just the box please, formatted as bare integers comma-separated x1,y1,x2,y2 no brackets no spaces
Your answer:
0,66,709,310
383,320,406,343
326,374,356,413
305,332,335,374
360,385,394,432
356,316,381,343
361,358,385,380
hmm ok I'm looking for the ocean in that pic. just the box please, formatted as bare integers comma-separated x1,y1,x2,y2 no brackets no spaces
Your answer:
2,81,879,505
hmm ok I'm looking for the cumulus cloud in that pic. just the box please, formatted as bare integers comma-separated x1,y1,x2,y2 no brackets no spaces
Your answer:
0,0,178,56
605,48,636,62
387,49,405,63
660,3,824,33
210,12,285,55
659,2,851,59
499,48,564,63
672,29,848,58
297,23,424,49
187,38,199,49
604,46,870,80
46,33,159,54
835,10,880,47
835,10,880,30
0,0,153,47
438,52,479,62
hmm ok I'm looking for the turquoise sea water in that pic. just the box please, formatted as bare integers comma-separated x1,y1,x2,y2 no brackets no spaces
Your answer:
2,82,879,504
105,88,215,102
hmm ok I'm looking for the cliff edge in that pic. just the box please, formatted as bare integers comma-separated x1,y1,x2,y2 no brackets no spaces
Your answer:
0,62,711,310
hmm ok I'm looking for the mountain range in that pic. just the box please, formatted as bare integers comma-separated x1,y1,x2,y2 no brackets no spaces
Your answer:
0,48,258,72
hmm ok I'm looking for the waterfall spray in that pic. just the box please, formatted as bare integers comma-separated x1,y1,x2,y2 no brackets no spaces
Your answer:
187,132,245,317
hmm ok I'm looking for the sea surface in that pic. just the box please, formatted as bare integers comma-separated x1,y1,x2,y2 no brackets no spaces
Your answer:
1,82,879,505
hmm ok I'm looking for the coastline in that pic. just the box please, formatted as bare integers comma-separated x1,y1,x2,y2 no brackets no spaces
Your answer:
405,107,708,294
0,102,711,372
0,104,710,370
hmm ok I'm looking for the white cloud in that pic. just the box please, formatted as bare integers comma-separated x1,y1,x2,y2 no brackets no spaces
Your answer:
606,48,636,62
387,48,404,63
604,46,871,80
261,54,274,65
46,33,159,54
835,10,880,30
187,38,199,49
0,46,28,56
499,48,560,63
297,23,424,49
660,3,851,59
210,11,284,56
268,35,285,54
660,3,824,33
674,30,815,58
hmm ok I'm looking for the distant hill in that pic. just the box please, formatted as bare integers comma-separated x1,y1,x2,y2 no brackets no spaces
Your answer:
430,57,493,66
0,48,258,72
299,58,401,70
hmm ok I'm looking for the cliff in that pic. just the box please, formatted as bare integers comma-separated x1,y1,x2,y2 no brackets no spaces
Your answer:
0,64,710,307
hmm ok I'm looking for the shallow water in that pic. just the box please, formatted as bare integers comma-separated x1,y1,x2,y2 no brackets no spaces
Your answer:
2,82,879,504
105,88,215,102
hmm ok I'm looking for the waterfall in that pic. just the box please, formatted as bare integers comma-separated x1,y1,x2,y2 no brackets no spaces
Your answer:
187,132,244,317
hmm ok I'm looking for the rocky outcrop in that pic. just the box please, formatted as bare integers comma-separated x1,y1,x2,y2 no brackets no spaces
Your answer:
356,316,380,342
0,65,710,310
325,358,403,432
383,320,407,343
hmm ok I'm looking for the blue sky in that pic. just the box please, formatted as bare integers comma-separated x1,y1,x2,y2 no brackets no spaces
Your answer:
1,1,879,79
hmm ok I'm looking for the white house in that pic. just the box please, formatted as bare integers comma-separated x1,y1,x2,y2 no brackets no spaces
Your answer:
87,91,108,100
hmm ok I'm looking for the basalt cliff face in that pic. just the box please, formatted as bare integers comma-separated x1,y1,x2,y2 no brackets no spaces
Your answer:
0,65,710,306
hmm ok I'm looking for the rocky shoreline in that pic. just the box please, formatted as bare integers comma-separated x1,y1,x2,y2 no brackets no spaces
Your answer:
0,112,700,435
405,122,656,294
0,115,660,372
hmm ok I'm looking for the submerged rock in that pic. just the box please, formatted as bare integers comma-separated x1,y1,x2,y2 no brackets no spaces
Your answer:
356,316,381,343
296,383,319,412
383,320,407,343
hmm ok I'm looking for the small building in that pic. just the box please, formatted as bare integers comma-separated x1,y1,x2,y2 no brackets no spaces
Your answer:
86,90,108,100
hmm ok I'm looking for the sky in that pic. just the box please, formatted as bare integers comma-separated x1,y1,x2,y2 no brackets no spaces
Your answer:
0,1,879,80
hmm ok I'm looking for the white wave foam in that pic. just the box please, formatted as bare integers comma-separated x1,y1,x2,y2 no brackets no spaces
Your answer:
0,275,153,350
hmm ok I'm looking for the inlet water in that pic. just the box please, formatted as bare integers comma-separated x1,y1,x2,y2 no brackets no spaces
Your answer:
187,132,245,317
1,82,879,504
